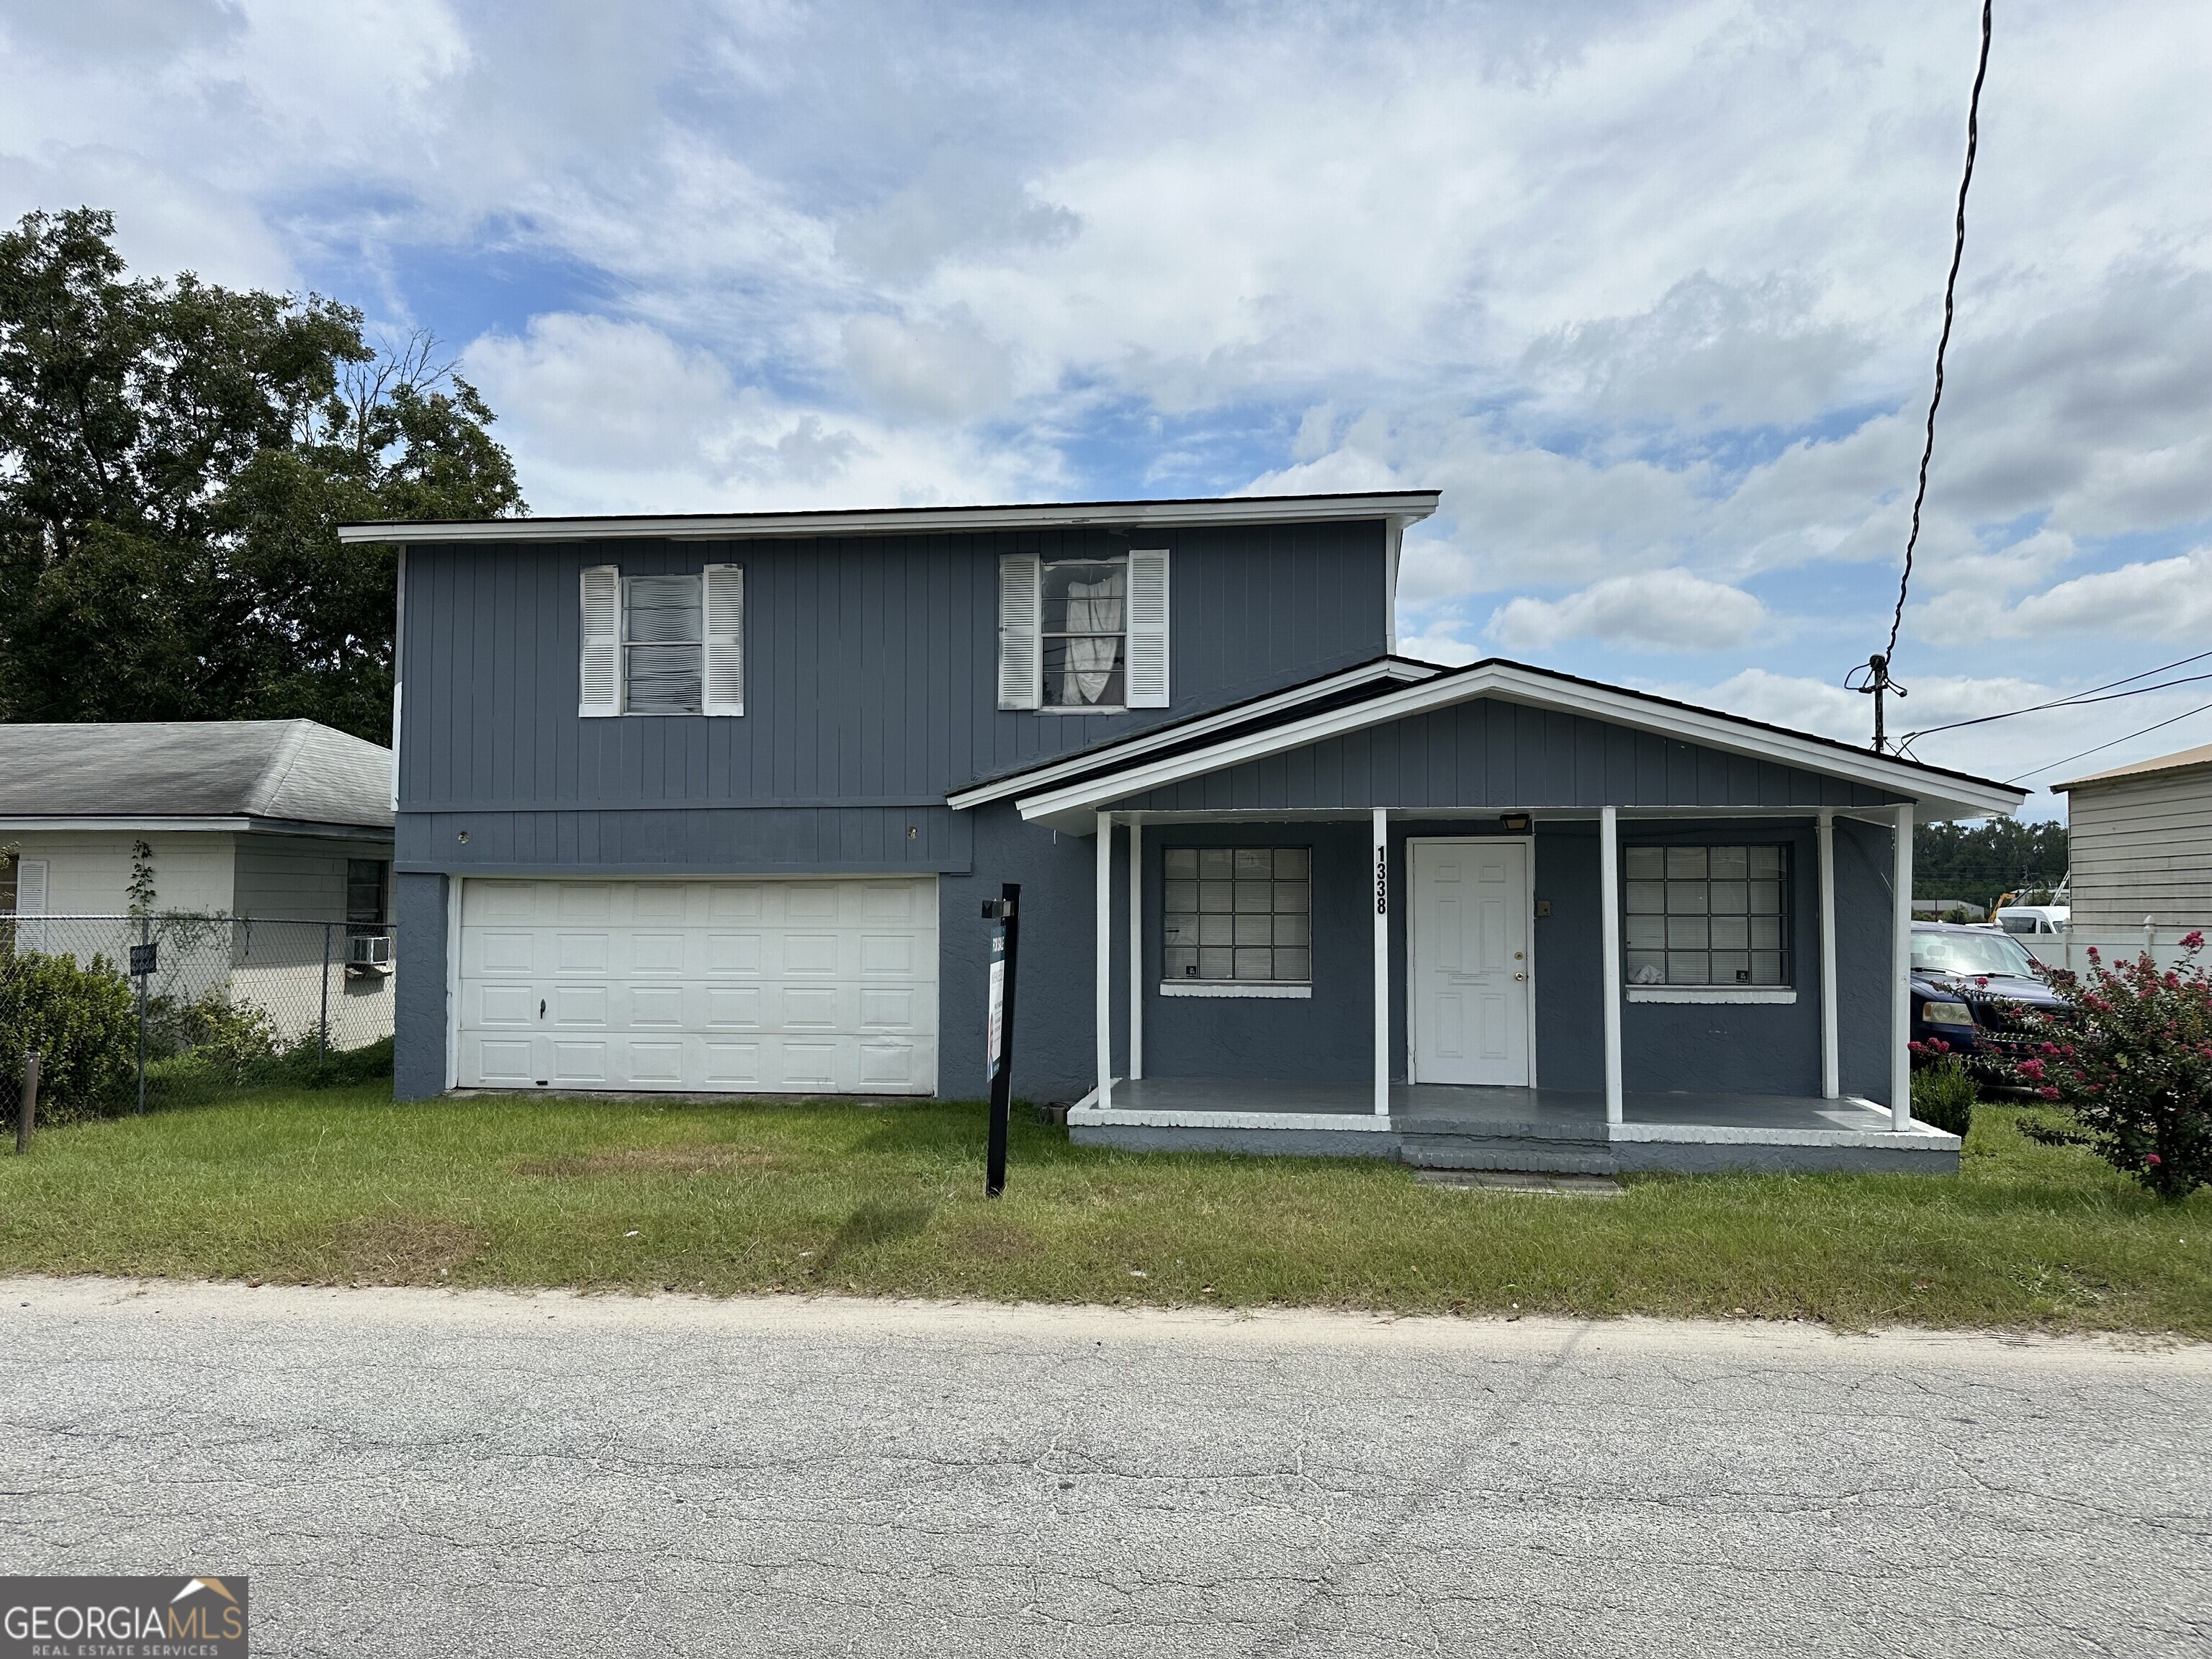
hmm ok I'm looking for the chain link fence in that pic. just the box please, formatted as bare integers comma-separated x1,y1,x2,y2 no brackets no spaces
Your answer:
1,913,395,1121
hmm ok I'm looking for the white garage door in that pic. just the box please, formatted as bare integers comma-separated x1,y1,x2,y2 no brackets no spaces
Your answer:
456,877,938,1094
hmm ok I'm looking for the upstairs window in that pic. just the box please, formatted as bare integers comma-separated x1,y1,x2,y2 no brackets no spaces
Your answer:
1043,558,1126,708
998,549,1169,711
1623,844,1791,988
580,565,744,717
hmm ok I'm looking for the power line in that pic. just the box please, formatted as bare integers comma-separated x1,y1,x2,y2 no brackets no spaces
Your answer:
2005,697,2212,786
1895,664,2212,755
1886,0,1992,664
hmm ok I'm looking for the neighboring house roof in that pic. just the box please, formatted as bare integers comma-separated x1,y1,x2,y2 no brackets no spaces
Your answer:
2053,740,2212,791
336,489,1442,545
963,655,2026,829
0,720,394,836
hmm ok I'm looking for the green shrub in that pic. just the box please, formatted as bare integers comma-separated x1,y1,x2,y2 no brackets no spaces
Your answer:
0,950,137,1123
1997,932,2212,1200
1910,1053,1977,1138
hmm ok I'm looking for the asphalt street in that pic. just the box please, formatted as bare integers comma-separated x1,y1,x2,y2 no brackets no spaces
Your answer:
2,1278,2206,1657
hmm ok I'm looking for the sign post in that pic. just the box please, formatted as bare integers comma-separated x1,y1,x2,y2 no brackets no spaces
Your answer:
981,884,1021,1197
129,927,156,1117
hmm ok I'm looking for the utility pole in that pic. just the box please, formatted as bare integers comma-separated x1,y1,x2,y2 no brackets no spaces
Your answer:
1849,653,1908,754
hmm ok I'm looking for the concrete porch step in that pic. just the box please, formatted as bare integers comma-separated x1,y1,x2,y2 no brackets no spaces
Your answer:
1397,1134,1619,1175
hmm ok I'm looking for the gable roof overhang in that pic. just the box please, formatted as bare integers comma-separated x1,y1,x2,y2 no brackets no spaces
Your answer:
946,656,1444,811
337,490,1442,546
996,658,2026,832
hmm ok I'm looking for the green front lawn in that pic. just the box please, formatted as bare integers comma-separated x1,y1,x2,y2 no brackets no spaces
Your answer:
1,1089,2206,1335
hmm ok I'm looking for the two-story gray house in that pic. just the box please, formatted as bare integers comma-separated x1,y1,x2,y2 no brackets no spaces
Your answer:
343,492,2024,1174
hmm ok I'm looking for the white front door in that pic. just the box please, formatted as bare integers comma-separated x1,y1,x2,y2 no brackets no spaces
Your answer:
1410,839,1531,1087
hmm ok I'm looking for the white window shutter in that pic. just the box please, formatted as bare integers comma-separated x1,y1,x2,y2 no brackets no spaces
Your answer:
578,565,621,716
1125,547,1171,708
997,552,1042,710
15,858,47,914
703,564,745,716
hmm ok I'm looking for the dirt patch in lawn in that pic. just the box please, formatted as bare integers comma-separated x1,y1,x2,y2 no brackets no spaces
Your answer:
513,1145,796,1178
334,1213,483,1282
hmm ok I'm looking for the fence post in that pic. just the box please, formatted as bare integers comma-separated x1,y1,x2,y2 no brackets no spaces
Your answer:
137,914,149,1116
14,1051,34,1154
320,921,333,1063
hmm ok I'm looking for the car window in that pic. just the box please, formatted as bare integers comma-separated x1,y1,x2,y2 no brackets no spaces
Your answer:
1998,914,2037,934
1911,931,2039,978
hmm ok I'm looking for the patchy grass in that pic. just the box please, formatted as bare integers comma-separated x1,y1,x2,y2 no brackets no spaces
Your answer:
1,1089,2206,1335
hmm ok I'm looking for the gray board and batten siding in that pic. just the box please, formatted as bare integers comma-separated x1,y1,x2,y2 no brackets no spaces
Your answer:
390,516,1395,1100
930,809,1905,1107
396,520,1393,857
1103,696,1907,816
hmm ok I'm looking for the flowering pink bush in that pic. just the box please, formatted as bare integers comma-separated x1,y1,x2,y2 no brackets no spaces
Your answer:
1998,935,2212,1200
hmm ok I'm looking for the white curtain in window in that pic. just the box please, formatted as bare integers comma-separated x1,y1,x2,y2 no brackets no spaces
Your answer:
1061,570,1125,705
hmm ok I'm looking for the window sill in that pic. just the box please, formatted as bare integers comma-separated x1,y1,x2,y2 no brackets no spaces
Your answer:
1625,986,1797,1005
1159,981,1313,999
1037,705,1126,715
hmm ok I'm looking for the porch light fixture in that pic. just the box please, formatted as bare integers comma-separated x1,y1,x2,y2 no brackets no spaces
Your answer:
1500,814,1531,833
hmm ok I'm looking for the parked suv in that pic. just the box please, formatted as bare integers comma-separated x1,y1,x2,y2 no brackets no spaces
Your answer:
1910,922,2070,1073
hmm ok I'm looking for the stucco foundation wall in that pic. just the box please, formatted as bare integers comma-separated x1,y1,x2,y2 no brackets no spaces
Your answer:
394,871,450,1101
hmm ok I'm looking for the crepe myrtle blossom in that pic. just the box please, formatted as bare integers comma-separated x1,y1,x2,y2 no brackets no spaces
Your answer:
1995,934,2212,1200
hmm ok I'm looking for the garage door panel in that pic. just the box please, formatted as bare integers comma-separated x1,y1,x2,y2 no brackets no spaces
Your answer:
706,985,763,1028
629,932,687,974
477,984,537,1027
473,1037,537,1084
552,985,606,1025
457,877,935,1094
472,931,536,975
860,988,917,1030
704,1041,762,1085
707,932,764,974
629,985,686,1028
556,932,610,973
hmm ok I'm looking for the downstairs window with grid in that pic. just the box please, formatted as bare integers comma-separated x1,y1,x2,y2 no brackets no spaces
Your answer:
1622,844,1791,988
1162,848,1312,984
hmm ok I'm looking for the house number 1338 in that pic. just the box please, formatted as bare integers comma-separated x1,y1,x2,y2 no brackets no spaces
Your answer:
1374,848,1388,915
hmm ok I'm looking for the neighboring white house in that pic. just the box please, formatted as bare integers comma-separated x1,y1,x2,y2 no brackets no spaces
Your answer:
0,720,395,1047
2051,740,2212,970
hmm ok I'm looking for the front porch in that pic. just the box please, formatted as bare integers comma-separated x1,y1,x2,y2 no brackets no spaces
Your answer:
1070,1077,1961,1174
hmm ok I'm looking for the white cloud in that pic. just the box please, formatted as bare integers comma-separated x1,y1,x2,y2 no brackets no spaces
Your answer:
9,0,2212,781
462,310,1059,515
1489,570,1768,653
1973,547,2212,642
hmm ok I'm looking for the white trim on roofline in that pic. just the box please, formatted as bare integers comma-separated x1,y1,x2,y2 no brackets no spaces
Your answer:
0,817,394,839
947,658,1442,810
1013,662,2025,830
338,491,1443,546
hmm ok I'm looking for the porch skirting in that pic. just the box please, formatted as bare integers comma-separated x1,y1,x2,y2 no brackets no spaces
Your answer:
1066,1078,1960,1176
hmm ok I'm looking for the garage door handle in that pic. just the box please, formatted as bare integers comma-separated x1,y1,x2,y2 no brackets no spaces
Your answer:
539,999,547,1020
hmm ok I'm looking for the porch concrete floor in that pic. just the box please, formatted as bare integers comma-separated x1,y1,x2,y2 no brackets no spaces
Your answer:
1104,1076,1893,1136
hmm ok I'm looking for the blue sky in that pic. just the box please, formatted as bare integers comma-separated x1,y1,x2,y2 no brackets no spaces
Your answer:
6,0,2212,816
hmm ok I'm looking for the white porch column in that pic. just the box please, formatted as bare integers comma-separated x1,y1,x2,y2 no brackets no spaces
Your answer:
1096,810,1114,1111
1372,807,1390,1118
1891,802,1914,1130
1599,806,1624,1127
1818,809,1840,1100
1128,818,1143,1082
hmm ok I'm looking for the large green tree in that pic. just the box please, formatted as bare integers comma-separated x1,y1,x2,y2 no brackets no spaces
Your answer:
0,207,523,740
1915,817,2071,913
